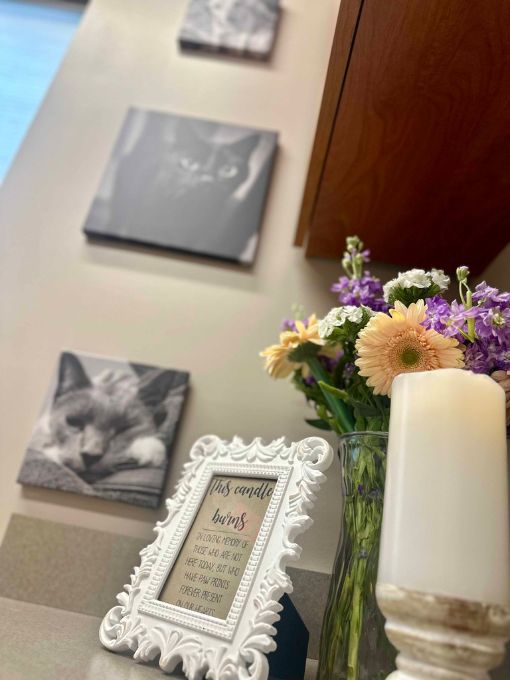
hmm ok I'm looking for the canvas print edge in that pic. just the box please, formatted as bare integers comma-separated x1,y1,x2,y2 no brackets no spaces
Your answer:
17,350,190,509
82,107,279,266
178,0,281,61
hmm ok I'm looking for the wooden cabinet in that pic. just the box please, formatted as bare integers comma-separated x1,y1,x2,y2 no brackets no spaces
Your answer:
296,0,510,273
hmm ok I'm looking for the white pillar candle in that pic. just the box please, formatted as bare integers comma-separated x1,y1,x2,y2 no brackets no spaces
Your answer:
378,368,510,607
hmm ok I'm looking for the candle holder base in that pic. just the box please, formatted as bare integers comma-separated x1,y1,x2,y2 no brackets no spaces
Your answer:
376,583,510,680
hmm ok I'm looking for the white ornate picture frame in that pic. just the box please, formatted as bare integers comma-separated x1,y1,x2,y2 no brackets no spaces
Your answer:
100,434,332,679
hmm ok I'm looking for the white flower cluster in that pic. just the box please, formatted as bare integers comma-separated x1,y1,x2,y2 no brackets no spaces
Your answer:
383,268,450,302
319,305,367,339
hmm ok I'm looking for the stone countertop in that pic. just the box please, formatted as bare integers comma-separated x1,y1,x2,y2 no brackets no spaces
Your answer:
0,596,318,680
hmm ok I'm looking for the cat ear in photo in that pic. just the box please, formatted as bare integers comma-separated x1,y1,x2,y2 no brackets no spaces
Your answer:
54,352,91,401
229,133,260,158
138,370,178,412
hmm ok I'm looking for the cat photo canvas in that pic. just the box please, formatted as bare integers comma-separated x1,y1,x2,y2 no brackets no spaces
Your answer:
17,351,190,508
83,108,278,265
178,0,281,60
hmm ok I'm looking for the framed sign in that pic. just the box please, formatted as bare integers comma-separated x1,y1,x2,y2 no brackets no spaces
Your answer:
100,434,332,678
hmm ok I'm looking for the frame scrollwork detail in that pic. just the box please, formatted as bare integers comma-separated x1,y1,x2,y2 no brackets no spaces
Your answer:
100,435,332,679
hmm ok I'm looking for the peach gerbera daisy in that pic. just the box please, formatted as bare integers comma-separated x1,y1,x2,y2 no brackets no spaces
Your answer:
355,300,464,396
260,314,325,379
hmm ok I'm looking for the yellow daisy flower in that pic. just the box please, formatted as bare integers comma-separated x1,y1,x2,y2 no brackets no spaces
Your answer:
260,314,325,379
355,300,464,396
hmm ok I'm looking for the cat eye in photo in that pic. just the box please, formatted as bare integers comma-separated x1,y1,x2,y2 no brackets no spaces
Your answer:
100,435,333,679
83,107,278,266
17,351,190,508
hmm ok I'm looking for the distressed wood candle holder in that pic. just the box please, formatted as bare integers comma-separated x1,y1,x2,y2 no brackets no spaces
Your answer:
377,583,510,680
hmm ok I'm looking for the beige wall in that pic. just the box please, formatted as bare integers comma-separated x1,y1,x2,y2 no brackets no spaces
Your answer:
0,0,350,574
0,0,508,575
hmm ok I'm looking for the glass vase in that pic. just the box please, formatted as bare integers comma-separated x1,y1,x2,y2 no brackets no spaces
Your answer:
317,432,396,680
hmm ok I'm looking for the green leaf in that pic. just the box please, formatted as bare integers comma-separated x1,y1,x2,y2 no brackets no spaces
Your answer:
317,381,350,402
354,415,367,430
307,357,355,433
288,342,321,363
305,418,333,431
349,399,382,417
387,284,440,306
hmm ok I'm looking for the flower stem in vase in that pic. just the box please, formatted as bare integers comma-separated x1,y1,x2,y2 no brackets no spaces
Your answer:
317,433,396,680
347,556,366,679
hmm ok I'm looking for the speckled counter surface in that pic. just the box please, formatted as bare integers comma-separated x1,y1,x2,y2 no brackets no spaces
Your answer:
0,597,318,680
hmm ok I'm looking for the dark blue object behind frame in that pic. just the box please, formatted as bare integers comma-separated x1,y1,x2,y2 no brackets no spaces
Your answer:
268,593,309,680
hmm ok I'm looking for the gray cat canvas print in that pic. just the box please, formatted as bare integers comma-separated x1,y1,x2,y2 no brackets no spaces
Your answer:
178,0,280,60
17,352,189,508
83,108,278,265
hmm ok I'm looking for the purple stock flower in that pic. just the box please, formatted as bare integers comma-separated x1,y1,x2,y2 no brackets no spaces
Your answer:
472,282,510,306
476,305,510,342
423,296,451,334
281,316,311,332
343,362,356,379
464,342,492,374
470,283,510,356
321,352,343,372
465,339,510,373
446,301,478,337
334,241,388,311
331,272,388,312
303,351,343,387
497,348,510,371
281,318,298,332
356,249,371,264
423,297,476,339
425,283,510,374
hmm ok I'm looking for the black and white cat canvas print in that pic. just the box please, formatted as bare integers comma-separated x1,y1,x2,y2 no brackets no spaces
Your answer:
17,352,189,508
178,0,280,60
83,108,278,265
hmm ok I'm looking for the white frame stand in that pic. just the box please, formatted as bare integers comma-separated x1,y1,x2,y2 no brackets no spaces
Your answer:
100,434,333,679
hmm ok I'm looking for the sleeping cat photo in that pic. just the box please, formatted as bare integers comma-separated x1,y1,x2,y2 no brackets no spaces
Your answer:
17,352,189,508
178,0,281,60
83,108,278,265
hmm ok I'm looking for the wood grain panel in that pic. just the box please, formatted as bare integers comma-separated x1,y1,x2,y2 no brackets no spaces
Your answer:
305,0,510,273
295,0,364,245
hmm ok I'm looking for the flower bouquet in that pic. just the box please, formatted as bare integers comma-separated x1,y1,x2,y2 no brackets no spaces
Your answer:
260,236,510,680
